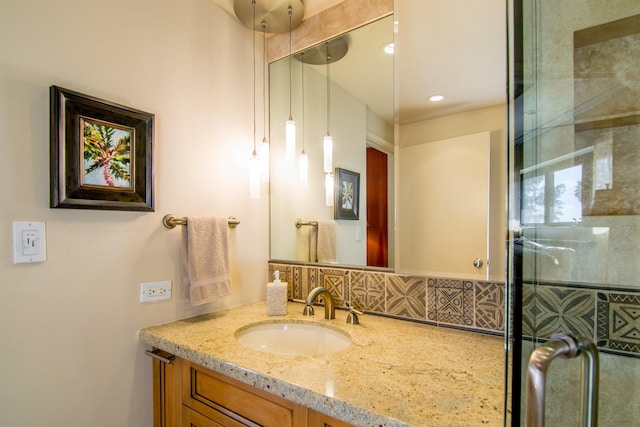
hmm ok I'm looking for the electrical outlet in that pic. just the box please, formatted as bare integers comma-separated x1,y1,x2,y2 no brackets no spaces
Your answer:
140,281,172,303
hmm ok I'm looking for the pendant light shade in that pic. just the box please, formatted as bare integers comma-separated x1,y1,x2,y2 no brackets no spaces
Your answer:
299,151,308,188
249,150,260,199
285,117,296,160
325,173,334,206
323,135,333,173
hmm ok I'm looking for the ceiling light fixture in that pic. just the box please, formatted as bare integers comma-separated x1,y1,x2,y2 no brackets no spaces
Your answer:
429,94,445,102
285,6,296,161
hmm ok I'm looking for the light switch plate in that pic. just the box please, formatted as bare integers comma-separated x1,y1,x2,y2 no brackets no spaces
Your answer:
13,221,46,264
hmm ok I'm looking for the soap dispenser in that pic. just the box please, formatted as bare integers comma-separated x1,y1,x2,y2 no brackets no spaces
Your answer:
267,270,288,316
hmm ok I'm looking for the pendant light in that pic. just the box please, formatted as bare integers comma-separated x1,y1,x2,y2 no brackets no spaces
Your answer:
299,52,308,188
323,42,333,174
323,42,334,206
285,6,296,161
258,21,269,182
248,0,260,199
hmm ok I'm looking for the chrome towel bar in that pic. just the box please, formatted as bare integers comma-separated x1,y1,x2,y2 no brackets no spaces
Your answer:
295,218,318,228
162,214,240,229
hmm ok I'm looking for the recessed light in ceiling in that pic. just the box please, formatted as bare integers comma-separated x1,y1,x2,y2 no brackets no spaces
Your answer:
429,95,445,102
382,42,394,55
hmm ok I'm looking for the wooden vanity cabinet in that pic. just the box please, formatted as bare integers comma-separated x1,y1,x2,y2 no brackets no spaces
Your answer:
151,352,355,427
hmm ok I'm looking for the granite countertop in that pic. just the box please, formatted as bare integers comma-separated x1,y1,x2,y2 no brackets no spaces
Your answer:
139,301,505,426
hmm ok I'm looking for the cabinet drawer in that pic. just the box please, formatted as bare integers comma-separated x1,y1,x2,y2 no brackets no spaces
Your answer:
182,405,225,427
183,361,306,427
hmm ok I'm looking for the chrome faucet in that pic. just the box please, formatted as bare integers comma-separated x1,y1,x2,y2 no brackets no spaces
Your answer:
302,287,336,319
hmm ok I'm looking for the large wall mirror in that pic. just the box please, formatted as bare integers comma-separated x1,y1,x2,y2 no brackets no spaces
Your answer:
269,0,506,281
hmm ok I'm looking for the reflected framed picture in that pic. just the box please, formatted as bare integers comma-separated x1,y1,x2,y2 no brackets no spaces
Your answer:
50,86,154,211
334,168,360,220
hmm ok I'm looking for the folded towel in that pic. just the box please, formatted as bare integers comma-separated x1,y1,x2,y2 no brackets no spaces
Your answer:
310,220,336,263
182,216,232,305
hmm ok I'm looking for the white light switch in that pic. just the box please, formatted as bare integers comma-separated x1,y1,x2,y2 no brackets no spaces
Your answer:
355,226,362,242
13,221,46,264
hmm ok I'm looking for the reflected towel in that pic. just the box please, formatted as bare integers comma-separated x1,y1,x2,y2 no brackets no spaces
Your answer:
310,220,336,263
182,216,232,305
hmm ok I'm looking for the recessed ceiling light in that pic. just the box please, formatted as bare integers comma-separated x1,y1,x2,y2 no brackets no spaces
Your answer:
382,42,394,55
429,95,445,102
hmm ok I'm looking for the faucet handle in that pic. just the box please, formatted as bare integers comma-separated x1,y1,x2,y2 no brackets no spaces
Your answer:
302,304,315,316
345,302,364,325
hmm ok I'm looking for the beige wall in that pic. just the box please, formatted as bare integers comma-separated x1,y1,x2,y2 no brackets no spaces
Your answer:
0,0,269,425
399,104,507,282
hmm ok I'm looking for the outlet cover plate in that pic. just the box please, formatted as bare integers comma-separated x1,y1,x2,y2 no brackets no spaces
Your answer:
140,281,172,303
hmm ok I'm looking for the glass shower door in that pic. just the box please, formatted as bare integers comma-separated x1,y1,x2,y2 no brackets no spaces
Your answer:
508,0,640,425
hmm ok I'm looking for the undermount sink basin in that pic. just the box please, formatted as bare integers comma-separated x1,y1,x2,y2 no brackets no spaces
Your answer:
235,321,351,356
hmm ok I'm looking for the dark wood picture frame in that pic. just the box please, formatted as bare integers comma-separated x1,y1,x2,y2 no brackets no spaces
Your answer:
334,168,360,220
50,85,154,211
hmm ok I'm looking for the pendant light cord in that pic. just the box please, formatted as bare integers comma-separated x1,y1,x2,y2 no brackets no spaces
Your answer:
288,6,293,120
252,0,257,153
262,22,267,142
326,43,331,135
301,52,305,153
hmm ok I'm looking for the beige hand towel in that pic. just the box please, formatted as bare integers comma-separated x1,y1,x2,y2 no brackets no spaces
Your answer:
310,220,336,263
182,216,232,305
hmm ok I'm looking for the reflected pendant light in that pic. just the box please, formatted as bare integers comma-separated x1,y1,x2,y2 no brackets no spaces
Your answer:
249,0,260,199
258,21,269,182
299,52,308,188
285,6,296,161
325,172,334,207
323,42,333,174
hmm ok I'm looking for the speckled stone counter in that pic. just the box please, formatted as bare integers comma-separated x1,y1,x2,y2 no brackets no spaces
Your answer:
139,301,505,426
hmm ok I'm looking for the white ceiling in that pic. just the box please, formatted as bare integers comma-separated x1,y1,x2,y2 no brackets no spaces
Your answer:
213,0,507,126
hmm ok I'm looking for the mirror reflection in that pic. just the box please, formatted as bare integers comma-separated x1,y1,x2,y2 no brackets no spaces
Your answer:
270,0,506,280
269,15,394,268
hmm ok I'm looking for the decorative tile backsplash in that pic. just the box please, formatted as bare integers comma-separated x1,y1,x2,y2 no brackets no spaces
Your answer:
523,283,640,357
268,262,506,335
269,262,640,357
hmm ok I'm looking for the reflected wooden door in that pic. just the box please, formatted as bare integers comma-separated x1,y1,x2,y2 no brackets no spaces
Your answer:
366,147,388,267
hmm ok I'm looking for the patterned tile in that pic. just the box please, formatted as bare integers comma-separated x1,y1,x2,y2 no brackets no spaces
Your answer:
300,267,319,301
522,285,595,340
475,281,505,331
291,266,303,300
386,275,426,320
268,263,292,298
349,271,385,313
318,268,348,307
597,292,640,355
427,278,474,327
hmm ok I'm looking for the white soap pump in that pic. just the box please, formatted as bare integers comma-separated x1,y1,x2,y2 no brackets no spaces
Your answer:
267,270,287,316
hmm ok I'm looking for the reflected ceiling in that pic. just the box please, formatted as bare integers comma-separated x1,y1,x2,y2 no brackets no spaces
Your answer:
213,0,506,126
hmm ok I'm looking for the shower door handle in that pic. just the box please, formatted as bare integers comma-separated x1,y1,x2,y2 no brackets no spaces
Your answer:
525,333,599,427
